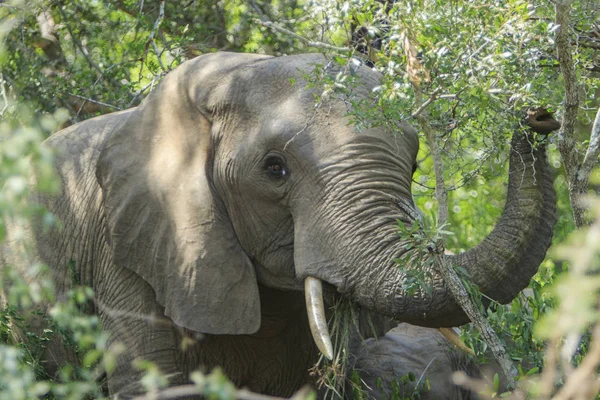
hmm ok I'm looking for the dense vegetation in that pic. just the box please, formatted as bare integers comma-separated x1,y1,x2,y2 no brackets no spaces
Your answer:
0,0,599,398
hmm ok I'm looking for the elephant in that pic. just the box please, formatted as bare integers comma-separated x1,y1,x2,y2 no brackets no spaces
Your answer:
1,52,559,398
349,323,503,400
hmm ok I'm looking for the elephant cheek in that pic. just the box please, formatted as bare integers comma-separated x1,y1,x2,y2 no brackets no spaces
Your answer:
293,231,348,291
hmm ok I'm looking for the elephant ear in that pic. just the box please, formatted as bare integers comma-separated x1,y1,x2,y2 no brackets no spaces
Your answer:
96,53,269,334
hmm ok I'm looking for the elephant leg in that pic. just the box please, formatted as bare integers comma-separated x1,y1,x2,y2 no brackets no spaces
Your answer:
94,263,185,397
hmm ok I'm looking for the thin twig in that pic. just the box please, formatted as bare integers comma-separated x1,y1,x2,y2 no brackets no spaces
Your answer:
433,255,517,389
127,73,165,108
70,94,122,111
140,0,166,80
410,88,441,119
152,40,166,71
413,92,448,225
0,3,23,9
284,101,323,151
56,7,119,87
578,38,600,50
149,1,166,62
256,20,350,52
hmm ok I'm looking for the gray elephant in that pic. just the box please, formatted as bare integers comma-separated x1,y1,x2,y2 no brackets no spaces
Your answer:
349,323,503,400
2,52,558,397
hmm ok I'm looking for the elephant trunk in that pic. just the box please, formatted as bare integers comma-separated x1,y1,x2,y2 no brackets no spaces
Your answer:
297,109,558,337
389,119,557,327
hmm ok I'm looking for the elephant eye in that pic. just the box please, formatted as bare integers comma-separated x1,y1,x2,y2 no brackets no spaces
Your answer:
264,155,288,179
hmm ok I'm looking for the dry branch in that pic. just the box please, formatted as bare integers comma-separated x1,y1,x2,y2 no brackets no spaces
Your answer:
555,0,590,227
432,255,517,389
132,384,312,400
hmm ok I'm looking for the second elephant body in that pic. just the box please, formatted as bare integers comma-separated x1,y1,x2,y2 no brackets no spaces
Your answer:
351,324,499,400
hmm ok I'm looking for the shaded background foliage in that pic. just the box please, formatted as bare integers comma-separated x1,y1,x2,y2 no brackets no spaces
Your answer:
1,0,599,398
2,0,310,124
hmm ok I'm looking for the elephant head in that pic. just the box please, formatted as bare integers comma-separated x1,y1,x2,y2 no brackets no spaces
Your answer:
95,52,557,355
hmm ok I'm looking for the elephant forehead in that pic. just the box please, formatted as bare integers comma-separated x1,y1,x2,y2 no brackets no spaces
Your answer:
205,53,418,159
220,54,378,111
259,108,418,162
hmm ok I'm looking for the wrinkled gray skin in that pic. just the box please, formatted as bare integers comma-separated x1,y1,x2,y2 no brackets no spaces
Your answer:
2,52,557,397
350,323,501,400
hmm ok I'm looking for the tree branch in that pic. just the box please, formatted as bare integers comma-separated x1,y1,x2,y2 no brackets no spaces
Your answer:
127,73,165,108
255,20,350,52
577,38,600,50
410,88,441,119
417,115,449,225
432,255,517,390
133,384,312,400
70,93,122,111
403,30,446,224
578,106,600,183
0,73,8,117
141,0,166,74
250,0,268,22
555,0,580,182
555,0,588,227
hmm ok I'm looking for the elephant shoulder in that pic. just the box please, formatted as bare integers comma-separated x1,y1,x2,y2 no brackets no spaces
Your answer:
45,109,134,165
28,110,136,291
35,109,135,232
41,109,135,200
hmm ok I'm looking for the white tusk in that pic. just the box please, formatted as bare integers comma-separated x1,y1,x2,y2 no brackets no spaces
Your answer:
440,327,475,356
304,277,334,360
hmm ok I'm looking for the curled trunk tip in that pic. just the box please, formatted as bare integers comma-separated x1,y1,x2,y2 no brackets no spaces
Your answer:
525,107,561,135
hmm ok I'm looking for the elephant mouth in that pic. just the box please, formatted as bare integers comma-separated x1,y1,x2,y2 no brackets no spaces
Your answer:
305,276,334,360
304,276,473,361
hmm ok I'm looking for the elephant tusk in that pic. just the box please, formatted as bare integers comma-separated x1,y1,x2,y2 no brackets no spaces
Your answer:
439,327,475,356
304,277,334,360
